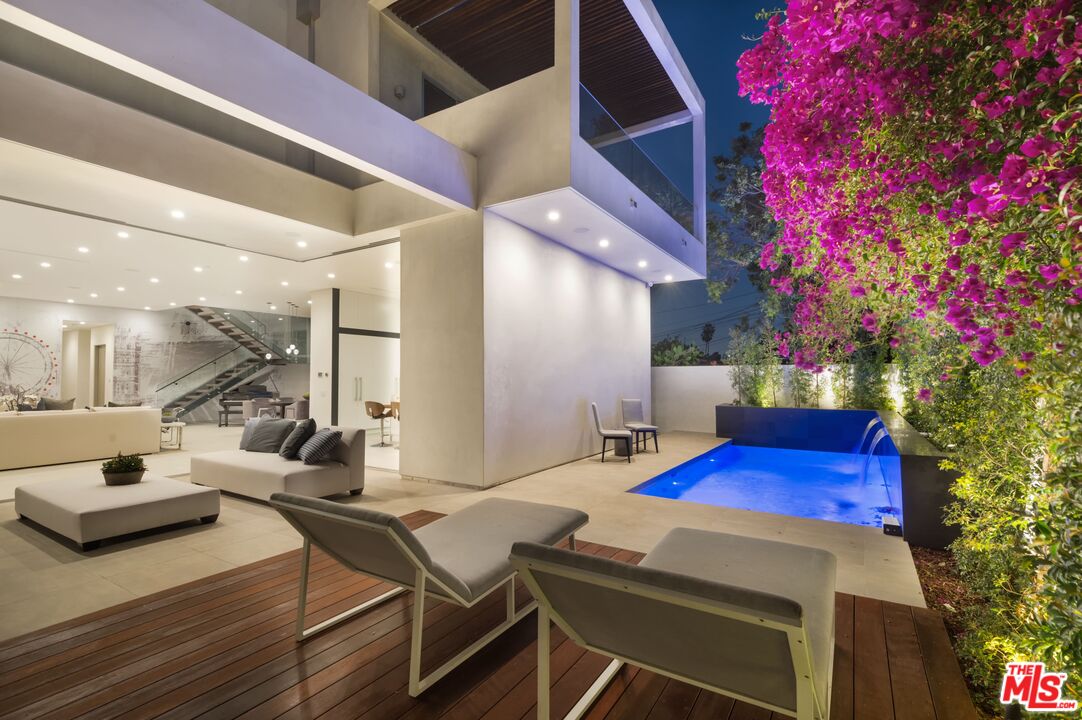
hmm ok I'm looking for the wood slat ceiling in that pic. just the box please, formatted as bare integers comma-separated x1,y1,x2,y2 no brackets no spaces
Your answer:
388,0,686,129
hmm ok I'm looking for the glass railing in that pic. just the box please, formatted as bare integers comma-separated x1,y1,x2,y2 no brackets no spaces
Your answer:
579,84,695,236
214,308,310,363
155,345,254,410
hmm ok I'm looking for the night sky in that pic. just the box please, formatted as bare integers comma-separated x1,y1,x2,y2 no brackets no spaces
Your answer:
637,1,771,356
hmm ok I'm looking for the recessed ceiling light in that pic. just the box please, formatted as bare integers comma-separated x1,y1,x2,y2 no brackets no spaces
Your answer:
296,241,307,248
169,302,176,306
199,296,207,302
170,209,185,219
264,353,272,360
89,292,98,298
637,260,648,268
40,261,51,268
11,274,21,280
238,255,249,262
193,266,203,273
546,210,560,222
278,317,283,321
79,321,86,326
66,299,74,303
664,274,674,282
327,273,336,279
77,246,89,254
384,261,394,269
269,305,277,310
116,286,125,292
280,281,289,287
117,231,130,239
235,289,243,295
598,238,610,248
307,300,312,305
143,306,151,311
61,325,67,329
149,277,160,284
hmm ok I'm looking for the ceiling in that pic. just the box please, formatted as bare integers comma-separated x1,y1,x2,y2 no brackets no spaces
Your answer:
388,0,685,129
0,144,401,315
489,187,700,285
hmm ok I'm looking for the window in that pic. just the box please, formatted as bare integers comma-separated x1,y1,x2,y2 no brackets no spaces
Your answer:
421,76,457,117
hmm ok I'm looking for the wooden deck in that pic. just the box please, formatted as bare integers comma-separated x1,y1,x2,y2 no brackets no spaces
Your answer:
0,510,978,720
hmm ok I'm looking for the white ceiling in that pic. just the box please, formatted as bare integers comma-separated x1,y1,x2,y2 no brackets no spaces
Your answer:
0,154,401,315
489,188,701,286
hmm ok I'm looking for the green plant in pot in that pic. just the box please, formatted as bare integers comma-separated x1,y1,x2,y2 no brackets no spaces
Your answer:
101,452,146,486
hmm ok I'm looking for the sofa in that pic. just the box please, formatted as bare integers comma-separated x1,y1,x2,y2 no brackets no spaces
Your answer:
0,407,161,471
190,427,365,502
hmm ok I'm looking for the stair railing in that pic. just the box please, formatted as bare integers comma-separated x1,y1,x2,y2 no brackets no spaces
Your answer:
155,345,255,409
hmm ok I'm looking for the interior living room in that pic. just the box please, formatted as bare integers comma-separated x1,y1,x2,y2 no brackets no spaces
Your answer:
0,0,984,718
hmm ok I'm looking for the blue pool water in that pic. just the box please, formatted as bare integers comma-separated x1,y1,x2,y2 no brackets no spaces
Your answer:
632,442,901,527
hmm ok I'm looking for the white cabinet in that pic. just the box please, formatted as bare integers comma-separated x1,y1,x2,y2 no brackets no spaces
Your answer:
336,333,400,431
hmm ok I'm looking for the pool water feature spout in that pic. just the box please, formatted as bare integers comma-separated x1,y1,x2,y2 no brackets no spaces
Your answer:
854,417,885,454
861,428,890,485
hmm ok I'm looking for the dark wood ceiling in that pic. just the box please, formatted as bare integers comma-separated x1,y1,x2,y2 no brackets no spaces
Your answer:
388,0,686,129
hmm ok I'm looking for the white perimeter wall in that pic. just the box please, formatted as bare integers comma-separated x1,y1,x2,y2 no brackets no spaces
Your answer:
483,212,651,486
652,365,905,434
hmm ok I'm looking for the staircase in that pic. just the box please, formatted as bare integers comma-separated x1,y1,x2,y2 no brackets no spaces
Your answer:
157,307,290,416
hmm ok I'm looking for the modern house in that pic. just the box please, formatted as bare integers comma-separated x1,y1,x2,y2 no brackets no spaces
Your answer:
0,0,706,488
0,2,982,718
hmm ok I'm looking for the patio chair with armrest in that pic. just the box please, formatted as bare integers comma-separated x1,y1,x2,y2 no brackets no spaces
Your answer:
510,528,837,720
270,493,588,697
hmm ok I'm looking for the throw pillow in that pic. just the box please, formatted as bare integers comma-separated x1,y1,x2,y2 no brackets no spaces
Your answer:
238,416,264,450
245,419,296,453
297,429,342,465
41,397,75,411
107,400,142,407
16,403,37,411
279,418,317,459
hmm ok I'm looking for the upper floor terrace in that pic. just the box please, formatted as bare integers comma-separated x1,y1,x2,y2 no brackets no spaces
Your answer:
0,0,705,281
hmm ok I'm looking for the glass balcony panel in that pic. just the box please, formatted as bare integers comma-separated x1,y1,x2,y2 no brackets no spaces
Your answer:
579,84,695,235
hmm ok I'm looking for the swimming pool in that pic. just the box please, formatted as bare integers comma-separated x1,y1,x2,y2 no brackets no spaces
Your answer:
632,440,901,528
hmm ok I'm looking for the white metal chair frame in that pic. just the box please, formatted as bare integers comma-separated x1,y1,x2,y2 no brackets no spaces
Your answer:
273,500,580,698
512,555,831,720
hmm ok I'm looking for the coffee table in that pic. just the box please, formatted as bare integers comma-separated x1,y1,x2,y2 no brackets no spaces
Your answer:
14,474,220,551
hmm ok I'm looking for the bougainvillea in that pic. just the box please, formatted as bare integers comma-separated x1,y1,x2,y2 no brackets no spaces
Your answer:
738,0,1081,704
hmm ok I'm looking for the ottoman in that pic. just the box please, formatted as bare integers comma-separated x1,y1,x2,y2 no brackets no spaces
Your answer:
14,475,221,550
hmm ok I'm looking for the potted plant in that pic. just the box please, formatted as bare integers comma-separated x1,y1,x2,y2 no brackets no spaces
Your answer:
101,452,147,486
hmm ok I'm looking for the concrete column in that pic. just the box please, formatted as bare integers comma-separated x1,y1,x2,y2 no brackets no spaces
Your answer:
308,288,334,426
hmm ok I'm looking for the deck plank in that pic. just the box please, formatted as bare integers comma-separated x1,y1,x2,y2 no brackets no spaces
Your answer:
0,510,979,720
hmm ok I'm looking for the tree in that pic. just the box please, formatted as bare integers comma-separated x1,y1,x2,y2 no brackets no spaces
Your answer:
651,337,704,367
700,323,715,356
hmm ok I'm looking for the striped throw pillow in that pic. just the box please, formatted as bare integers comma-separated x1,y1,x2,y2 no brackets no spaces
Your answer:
297,429,342,465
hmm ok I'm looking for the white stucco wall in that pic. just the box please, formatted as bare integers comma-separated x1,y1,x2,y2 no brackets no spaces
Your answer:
308,288,334,425
651,365,905,434
482,212,651,486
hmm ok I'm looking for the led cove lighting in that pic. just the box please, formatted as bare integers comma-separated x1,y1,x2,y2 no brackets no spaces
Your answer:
546,210,560,222
598,238,610,248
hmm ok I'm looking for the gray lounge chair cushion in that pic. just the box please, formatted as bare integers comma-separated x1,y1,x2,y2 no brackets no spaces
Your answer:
271,494,587,604
416,498,587,601
639,527,835,709
511,529,835,714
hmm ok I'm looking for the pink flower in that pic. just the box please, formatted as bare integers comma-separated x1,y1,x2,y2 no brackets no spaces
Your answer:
999,232,1028,257
917,388,933,402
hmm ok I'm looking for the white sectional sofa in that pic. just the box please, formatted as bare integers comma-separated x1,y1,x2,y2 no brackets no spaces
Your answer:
0,407,161,471
190,427,365,502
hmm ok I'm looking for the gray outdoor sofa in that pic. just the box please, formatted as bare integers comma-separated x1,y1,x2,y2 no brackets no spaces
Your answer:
270,493,588,697
510,528,837,720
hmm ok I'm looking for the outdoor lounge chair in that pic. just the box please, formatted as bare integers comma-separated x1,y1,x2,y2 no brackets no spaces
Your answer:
621,398,659,453
591,402,633,463
510,528,837,720
269,493,588,697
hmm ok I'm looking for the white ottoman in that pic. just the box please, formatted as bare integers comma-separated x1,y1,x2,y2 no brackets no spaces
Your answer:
14,475,220,551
